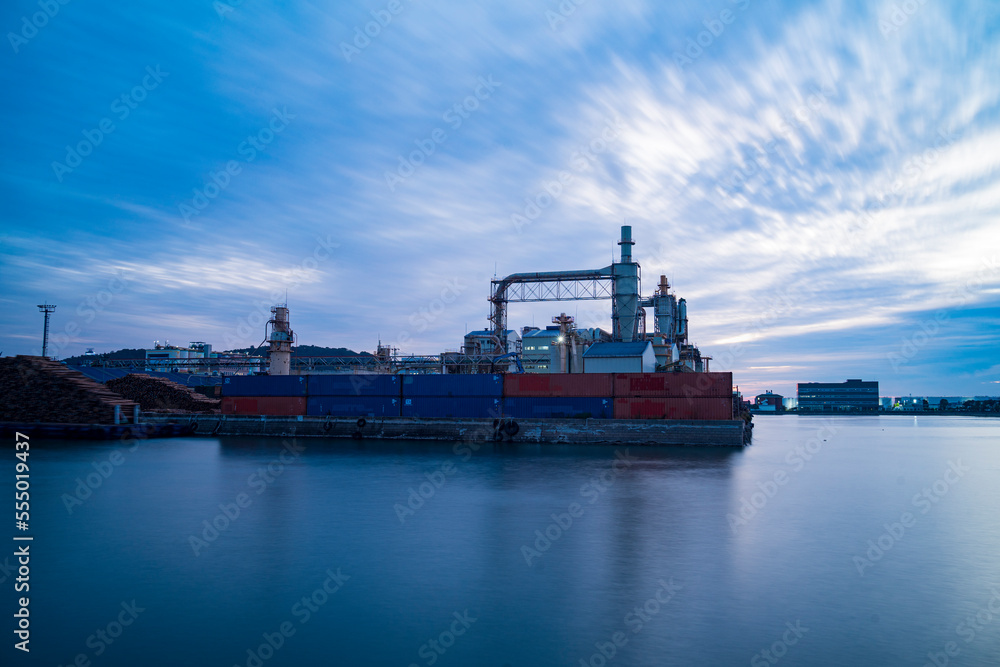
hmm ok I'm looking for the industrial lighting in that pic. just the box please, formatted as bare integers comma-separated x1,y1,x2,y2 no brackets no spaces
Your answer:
557,336,564,343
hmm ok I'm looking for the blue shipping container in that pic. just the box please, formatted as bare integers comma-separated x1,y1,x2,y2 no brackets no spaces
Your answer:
504,397,612,419
307,396,399,417
221,375,308,397
307,374,399,397
400,374,503,397
401,396,503,419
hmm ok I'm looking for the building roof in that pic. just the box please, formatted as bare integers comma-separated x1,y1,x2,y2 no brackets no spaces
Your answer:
465,329,516,337
798,379,878,387
582,341,653,358
523,328,560,339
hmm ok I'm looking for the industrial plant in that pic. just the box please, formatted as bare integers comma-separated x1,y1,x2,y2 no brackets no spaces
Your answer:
4,226,751,446
80,226,711,379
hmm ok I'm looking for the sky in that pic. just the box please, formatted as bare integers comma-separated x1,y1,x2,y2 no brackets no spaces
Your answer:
1,0,998,398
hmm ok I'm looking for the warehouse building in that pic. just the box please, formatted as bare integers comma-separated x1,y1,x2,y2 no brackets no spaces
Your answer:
582,341,656,373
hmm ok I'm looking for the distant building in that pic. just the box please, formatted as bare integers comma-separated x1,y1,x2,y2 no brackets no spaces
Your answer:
583,341,656,373
145,342,214,373
922,397,970,410
754,391,784,412
797,379,879,413
891,396,974,411
144,342,257,375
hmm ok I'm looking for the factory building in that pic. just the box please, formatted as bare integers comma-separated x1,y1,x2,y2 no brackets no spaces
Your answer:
583,341,656,373
463,329,520,355
144,342,214,372
521,327,560,372
518,319,614,373
797,379,879,413
143,342,259,375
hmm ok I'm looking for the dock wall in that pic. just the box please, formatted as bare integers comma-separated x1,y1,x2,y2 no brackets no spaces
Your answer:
142,414,750,447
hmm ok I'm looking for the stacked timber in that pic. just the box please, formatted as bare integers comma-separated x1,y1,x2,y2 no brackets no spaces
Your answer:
106,374,221,413
0,356,138,424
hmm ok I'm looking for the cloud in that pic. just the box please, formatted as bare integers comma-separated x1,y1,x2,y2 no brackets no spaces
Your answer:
1,0,997,395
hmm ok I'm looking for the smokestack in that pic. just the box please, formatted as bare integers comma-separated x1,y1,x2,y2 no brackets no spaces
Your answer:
618,225,634,264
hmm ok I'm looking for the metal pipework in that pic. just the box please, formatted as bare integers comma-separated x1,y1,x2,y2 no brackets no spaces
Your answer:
552,312,574,373
489,267,615,353
677,298,688,339
487,225,642,351
651,275,675,339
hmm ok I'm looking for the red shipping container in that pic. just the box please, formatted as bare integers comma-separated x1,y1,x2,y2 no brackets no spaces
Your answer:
221,396,307,416
614,397,733,420
503,373,613,397
613,372,732,398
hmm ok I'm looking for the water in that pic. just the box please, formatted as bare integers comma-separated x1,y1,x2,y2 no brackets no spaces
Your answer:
5,416,999,666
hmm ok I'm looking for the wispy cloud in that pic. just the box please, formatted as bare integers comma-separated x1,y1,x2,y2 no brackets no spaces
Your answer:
1,0,997,395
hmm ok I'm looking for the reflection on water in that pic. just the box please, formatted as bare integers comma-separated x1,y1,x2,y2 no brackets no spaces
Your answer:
9,416,1000,666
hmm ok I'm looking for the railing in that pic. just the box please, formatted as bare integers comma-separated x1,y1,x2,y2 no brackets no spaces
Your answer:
72,352,520,374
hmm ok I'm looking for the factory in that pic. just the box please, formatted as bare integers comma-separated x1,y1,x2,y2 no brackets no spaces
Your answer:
20,225,747,443
77,226,715,381
445,225,710,376
203,224,710,378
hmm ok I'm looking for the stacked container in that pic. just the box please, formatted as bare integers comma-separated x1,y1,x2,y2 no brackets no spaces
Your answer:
306,374,400,417
612,371,733,420
215,371,734,421
401,374,503,419
503,373,614,419
220,375,307,415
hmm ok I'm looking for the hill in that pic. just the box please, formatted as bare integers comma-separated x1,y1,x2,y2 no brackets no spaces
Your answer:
62,345,370,364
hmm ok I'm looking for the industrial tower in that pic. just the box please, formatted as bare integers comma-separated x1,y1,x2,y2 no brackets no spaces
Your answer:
266,305,295,375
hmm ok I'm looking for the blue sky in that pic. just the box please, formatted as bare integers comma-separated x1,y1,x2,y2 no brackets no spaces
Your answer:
1,0,998,397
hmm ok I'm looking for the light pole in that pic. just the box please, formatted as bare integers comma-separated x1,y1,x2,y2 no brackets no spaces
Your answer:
37,303,56,358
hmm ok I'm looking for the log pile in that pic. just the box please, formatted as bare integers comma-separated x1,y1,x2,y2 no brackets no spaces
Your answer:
0,356,138,424
106,374,220,413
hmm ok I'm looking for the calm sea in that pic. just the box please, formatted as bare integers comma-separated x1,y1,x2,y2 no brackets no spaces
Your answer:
4,416,999,666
